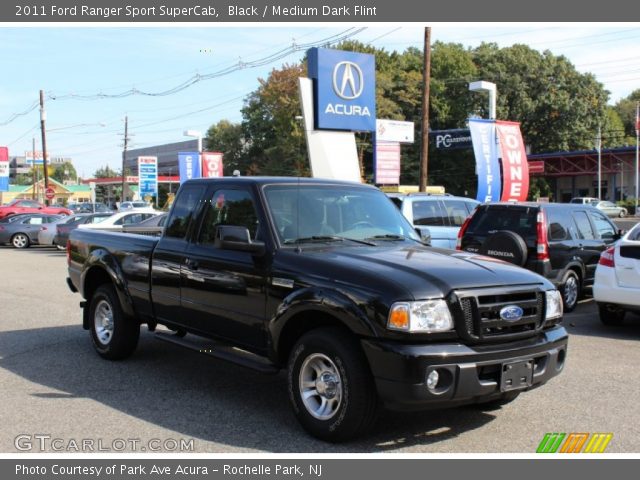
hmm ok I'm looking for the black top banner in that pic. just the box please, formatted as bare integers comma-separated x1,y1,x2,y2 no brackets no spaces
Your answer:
4,0,640,22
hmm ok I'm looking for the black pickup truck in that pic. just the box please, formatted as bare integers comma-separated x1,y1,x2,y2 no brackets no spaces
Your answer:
67,177,568,441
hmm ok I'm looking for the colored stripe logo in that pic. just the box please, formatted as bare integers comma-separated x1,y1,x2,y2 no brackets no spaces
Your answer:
537,433,612,453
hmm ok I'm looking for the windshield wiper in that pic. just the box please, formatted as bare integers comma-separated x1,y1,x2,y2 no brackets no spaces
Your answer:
365,234,418,242
284,235,376,246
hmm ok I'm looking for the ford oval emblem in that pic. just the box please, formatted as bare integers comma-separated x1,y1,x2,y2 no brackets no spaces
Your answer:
500,305,524,322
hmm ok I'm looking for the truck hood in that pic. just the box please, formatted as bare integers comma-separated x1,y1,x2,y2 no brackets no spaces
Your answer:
297,244,552,300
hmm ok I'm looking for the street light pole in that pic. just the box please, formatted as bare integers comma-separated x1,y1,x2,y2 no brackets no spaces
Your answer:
469,81,497,120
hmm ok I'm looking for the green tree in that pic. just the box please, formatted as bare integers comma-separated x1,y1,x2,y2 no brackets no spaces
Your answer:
241,63,309,176
613,89,640,140
51,161,78,183
93,165,118,178
204,120,248,175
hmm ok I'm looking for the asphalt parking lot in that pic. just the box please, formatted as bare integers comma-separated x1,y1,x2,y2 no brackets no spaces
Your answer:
1,241,639,453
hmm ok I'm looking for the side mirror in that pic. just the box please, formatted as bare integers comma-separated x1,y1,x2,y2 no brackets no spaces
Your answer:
214,225,265,255
416,227,431,246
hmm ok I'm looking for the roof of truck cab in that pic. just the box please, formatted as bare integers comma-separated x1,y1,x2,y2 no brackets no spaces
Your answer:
183,177,377,187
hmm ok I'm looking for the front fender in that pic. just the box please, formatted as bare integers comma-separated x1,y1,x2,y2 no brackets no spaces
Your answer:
268,287,380,359
81,249,136,319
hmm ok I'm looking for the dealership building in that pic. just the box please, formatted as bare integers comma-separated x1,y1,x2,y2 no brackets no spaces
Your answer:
528,146,637,202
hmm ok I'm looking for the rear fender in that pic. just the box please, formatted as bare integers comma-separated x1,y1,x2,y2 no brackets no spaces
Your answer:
81,249,136,323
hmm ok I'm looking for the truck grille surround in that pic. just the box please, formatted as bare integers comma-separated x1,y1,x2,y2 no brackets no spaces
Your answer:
450,286,546,344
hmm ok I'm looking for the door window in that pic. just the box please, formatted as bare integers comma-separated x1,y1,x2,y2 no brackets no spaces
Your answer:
412,200,446,226
572,211,595,240
588,210,616,240
443,199,474,227
164,184,207,238
198,189,260,246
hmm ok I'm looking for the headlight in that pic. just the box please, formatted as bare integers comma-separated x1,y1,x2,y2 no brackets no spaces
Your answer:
388,300,454,333
545,290,563,321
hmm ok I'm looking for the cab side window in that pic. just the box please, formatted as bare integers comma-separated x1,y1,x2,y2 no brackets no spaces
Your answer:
198,189,260,246
164,184,207,239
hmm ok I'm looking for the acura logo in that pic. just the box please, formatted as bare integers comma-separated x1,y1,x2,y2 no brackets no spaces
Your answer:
332,61,364,100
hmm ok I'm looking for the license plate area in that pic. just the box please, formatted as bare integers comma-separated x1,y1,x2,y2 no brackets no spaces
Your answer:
500,359,534,392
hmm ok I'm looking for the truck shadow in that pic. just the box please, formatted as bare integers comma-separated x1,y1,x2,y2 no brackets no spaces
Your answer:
0,325,496,453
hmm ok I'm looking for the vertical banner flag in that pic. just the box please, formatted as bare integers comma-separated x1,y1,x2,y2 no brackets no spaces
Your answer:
138,156,158,200
178,152,201,184
0,147,9,192
468,119,501,202
374,141,401,184
201,152,224,178
496,121,530,202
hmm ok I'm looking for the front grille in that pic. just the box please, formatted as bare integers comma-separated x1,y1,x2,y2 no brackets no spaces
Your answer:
454,286,545,343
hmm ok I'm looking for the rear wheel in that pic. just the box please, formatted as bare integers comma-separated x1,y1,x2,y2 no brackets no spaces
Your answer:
11,233,30,249
288,327,379,442
89,284,139,360
561,271,580,312
598,303,626,326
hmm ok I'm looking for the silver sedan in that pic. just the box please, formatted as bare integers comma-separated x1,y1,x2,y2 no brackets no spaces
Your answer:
594,201,628,218
0,214,65,248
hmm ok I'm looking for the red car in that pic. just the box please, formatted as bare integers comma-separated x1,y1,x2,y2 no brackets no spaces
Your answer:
0,199,72,219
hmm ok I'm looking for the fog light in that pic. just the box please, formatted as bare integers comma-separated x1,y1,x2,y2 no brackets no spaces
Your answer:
427,370,439,391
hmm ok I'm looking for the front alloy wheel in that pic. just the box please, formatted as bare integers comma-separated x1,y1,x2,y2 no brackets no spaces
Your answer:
288,327,379,442
11,233,30,249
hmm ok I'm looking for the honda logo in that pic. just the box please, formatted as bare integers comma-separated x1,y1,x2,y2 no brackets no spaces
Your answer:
332,61,364,100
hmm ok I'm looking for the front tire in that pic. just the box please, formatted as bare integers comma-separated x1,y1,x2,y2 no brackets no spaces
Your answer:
89,284,139,360
288,327,378,442
11,233,30,249
561,271,580,312
598,303,626,326
619,210,627,218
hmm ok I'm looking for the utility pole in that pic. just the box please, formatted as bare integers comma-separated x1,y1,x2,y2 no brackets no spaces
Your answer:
39,90,50,205
120,116,129,205
419,27,431,193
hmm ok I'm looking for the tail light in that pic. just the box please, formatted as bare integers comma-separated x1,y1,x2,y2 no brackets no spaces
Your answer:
456,214,473,250
536,210,549,261
599,246,615,268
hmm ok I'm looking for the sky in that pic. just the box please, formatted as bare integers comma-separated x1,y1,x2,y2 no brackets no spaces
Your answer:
1,24,639,178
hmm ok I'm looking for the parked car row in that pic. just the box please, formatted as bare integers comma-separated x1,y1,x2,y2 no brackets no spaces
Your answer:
0,210,164,249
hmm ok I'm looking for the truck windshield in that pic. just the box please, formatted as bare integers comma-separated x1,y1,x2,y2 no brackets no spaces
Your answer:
263,184,421,244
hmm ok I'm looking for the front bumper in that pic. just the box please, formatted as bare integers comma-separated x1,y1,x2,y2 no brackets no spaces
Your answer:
361,326,568,411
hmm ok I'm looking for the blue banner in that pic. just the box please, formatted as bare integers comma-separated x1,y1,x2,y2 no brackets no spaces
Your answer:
0,146,8,192
468,119,501,202
178,152,201,184
308,47,376,132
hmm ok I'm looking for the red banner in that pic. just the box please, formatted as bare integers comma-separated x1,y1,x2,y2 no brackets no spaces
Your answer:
496,121,529,202
201,152,223,178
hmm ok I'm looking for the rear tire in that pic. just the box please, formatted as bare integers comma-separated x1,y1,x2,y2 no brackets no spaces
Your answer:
11,233,30,249
561,271,580,312
598,303,626,326
89,284,139,360
287,327,379,442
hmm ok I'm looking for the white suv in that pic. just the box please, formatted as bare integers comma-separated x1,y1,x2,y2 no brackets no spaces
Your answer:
387,194,479,249
593,222,640,325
